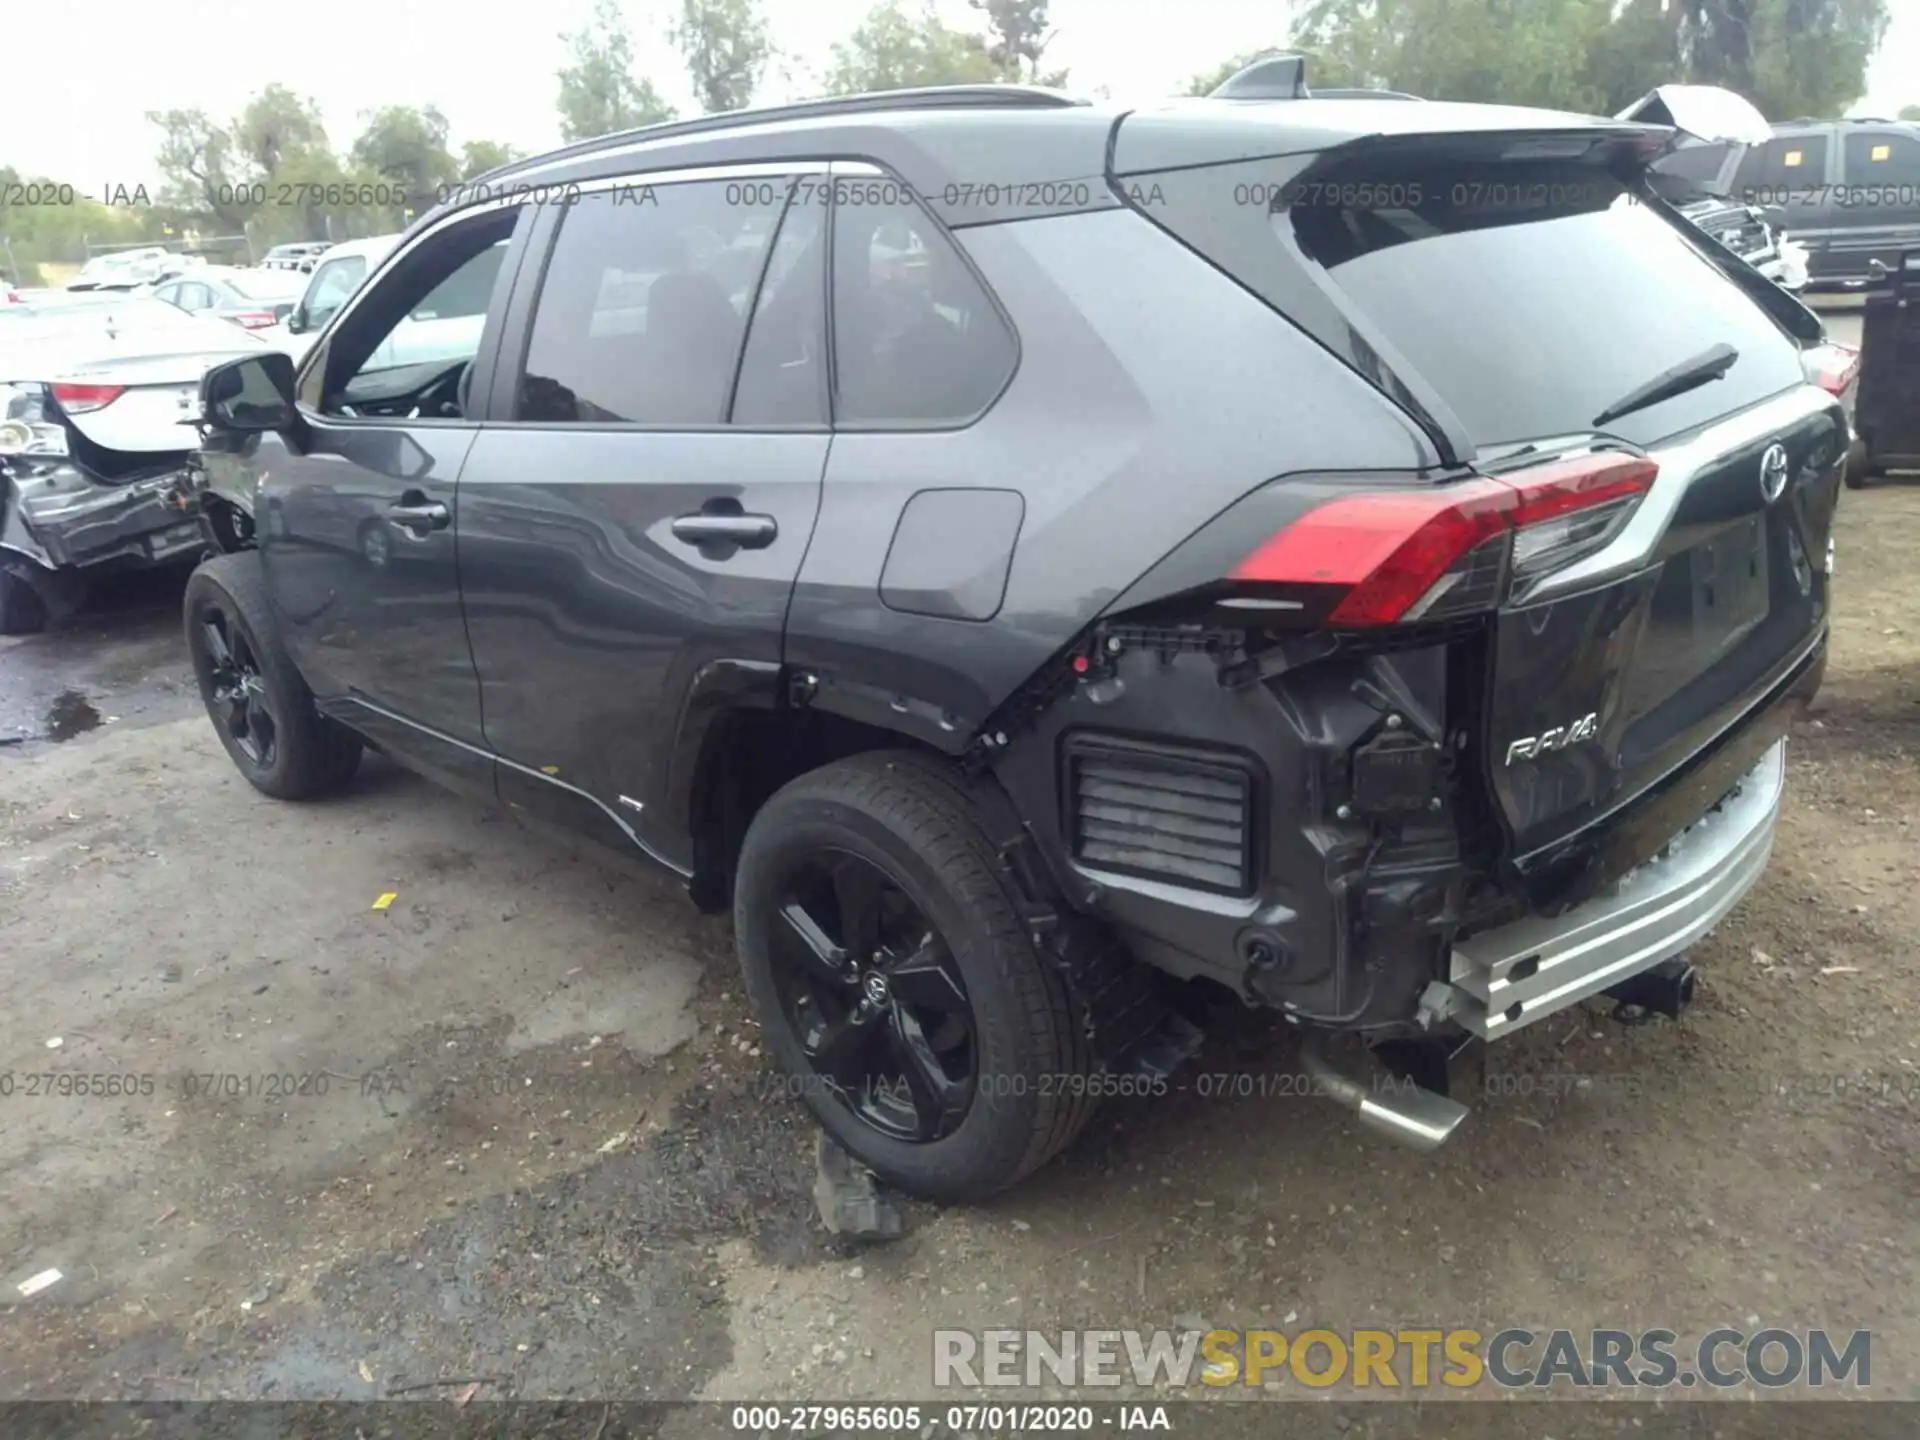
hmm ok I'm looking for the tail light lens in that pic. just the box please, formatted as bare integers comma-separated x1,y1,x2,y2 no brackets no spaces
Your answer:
50,381,127,413
1230,454,1657,626
1802,341,1859,399
228,311,278,330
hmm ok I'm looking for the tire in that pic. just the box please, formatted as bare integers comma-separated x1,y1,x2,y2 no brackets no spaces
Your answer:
0,562,48,636
734,751,1119,1201
184,553,362,799
1844,461,1870,490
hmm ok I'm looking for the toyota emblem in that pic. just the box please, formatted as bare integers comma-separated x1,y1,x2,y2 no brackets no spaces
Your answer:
1758,442,1790,504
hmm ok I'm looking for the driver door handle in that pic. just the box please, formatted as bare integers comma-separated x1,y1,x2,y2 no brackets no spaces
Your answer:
388,497,450,534
670,513,777,548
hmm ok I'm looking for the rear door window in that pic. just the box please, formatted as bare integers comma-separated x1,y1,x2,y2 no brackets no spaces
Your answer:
515,178,788,426
1733,134,1831,207
1139,152,1805,450
1841,129,1920,200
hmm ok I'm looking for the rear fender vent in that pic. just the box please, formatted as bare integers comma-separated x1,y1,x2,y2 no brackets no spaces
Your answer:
1062,733,1259,895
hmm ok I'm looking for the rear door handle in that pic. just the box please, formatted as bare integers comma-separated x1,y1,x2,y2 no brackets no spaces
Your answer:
670,513,777,549
388,498,449,534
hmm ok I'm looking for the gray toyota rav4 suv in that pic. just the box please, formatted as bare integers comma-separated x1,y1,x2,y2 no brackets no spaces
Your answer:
183,75,1843,1200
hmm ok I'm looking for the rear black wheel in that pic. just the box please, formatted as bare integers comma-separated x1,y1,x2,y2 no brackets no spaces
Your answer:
734,752,1115,1201
185,554,362,799
768,846,978,1144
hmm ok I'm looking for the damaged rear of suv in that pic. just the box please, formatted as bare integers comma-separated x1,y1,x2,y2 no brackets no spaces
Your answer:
182,74,1841,1201
975,94,1837,1151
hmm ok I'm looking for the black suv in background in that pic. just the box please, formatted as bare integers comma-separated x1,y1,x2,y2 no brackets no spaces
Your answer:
1665,117,1920,289
183,79,1842,1200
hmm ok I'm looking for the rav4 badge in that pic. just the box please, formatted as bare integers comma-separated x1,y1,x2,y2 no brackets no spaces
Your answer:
1504,713,1599,766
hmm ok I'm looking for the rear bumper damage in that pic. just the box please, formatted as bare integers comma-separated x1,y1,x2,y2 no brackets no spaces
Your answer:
1,460,203,573
1300,735,1787,1152
1443,738,1784,1039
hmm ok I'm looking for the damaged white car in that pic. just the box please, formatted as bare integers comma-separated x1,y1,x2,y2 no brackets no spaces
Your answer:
0,294,267,632
1621,83,1810,292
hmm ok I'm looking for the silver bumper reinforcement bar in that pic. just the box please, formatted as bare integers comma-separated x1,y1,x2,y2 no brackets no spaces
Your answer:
1446,740,1787,1040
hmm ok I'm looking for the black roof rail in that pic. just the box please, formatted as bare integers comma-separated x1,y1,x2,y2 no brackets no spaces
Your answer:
475,85,1086,184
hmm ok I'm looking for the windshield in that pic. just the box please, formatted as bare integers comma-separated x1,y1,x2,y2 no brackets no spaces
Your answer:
304,256,369,325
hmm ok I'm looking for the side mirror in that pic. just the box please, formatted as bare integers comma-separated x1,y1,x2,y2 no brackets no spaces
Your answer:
201,352,298,433
285,304,308,335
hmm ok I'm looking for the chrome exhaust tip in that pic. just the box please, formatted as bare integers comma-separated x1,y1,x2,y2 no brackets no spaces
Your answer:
1299,1035,1470,1152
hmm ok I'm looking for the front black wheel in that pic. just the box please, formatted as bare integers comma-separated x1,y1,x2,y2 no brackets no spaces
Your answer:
735,752,1115,1202
185,554,362,799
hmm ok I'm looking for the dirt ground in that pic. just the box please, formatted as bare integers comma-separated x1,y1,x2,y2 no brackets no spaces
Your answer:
1,427,1915,1428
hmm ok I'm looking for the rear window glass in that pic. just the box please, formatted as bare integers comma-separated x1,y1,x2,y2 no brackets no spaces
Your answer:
1141,154,1805,450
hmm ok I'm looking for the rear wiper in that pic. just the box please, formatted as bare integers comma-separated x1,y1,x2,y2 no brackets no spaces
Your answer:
1591,342,1739,428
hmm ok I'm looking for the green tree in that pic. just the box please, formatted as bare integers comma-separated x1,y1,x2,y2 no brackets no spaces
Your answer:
147,108,253,232
1901,103,1920,121
232,84,330,175
0,166,149,282
671,0,773,113
1265,0,1885,118
825,0,1003,93
1679,0,1888,119
1286,0,1624,112
557,0,678,141
459,139,522,179
350,104,459,211
967,0,1066,84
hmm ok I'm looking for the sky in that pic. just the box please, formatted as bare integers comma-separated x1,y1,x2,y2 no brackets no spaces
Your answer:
3,0,1917,189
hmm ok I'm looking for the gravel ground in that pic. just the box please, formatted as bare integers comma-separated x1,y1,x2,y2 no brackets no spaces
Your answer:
0,447,1914,1432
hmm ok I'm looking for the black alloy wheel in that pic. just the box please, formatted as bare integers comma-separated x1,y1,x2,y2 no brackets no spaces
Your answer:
183,554,362,799
769,848,976,1142
199,604,277,767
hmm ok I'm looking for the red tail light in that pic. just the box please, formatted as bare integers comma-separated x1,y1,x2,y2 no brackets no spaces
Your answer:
1802,341,1859,399
50,381,127,413
1231,454,1657,626
228,311,278,330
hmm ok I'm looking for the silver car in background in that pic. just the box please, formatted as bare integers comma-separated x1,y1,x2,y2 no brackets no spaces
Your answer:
148,266,311,331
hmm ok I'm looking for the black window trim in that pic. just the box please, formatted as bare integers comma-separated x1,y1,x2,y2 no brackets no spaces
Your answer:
493,160,835,437
485,155,1023,437
293,199,533,432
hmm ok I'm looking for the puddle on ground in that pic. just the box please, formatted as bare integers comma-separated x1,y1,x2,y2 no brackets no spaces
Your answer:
45,688,102,742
